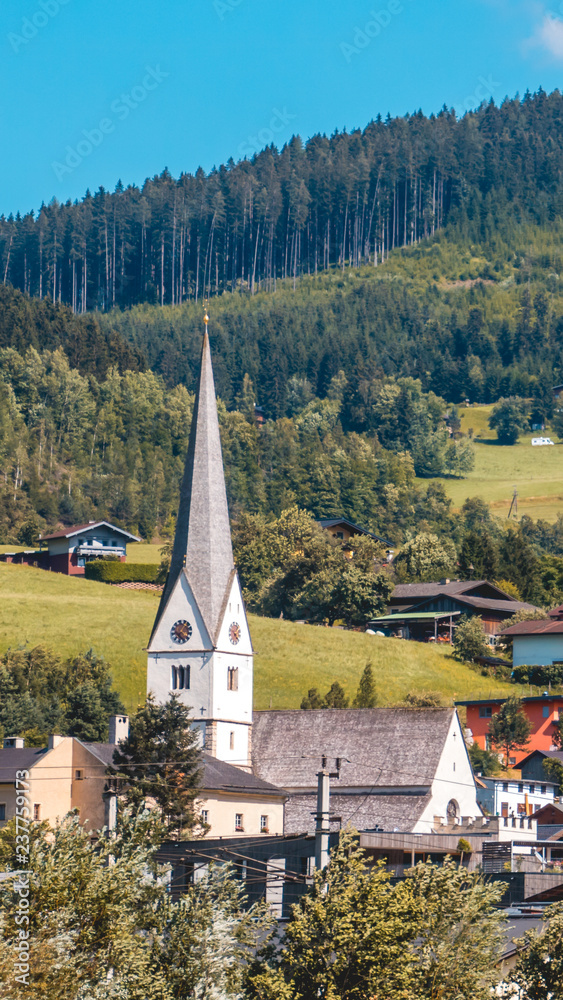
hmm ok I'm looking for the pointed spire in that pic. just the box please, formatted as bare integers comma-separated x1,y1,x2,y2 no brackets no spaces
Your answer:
156,318,234,640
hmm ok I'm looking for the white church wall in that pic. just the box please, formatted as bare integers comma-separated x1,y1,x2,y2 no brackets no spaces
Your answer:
415,711,481,832
214,575,253,656
148,574,212,653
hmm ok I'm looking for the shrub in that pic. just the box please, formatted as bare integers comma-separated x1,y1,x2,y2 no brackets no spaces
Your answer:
84,561,160,584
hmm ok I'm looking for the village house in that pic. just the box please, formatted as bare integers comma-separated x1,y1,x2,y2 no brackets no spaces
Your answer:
501,607,563,667
458,694,563,764
0,717,286,839
475,773,558,818
386,580,536,640
317,517,392,549
0,520,140,576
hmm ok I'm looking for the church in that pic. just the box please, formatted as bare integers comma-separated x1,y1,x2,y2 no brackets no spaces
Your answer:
146,311,253,770
146,314,481,846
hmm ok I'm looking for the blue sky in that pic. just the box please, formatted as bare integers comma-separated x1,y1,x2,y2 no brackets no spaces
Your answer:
2,0,563,216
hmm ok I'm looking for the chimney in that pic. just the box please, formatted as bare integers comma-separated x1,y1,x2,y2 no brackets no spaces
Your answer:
109,715,129,744
3,736,24,749
48,734,65,750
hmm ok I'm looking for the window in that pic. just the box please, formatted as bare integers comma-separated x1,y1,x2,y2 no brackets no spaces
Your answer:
33,804,40,821
502,782,509,792
0,804,5,821
518,783,523,793
501,802,509,818
201,810,209,826
112,541,117,547
517,803,527,814
260,815,269,833
75,769,83,781
335,532,344,539
479,705,493,718
529,784,535,794
227,667,239,692
541,785,547,795
235,813,244,832
543,706,550,719
172,666,190,690
229,731,235,750
509,757,516,767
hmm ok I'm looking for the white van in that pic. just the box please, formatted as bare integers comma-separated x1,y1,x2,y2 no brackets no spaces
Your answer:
531,437,554,446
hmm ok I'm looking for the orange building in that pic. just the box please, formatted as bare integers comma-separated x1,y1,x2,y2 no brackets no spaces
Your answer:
457,695,563,765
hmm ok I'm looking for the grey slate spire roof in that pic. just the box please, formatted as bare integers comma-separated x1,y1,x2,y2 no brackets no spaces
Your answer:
153,329,234,641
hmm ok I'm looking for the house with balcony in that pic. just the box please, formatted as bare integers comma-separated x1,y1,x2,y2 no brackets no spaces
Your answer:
38,521,141,575
476,774,557,818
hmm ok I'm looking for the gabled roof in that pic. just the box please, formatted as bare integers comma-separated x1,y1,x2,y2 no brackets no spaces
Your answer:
317,518,393,546
284,791,432,835
0,747,49,782
413,593,536,615
40,521,140,542
391,580,521,602
151,331,235,644
501,618,563,636
519,749,563,767
82,744,285,796
200,754,285,796
252,708,455,790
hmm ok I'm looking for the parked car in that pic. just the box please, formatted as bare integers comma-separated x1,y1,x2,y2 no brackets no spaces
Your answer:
531,437,554,446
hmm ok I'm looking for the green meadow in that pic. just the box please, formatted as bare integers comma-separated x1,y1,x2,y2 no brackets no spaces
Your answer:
0,562,516,715
422,405,563,522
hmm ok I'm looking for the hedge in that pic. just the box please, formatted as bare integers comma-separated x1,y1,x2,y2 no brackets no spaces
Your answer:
84,561,160,584
511,663,563,688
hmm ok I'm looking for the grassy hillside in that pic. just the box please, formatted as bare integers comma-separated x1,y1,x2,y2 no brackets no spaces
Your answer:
420,405,563,522
0,563,517,715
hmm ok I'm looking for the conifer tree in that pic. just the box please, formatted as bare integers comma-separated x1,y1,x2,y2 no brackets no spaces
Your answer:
109,694,202,835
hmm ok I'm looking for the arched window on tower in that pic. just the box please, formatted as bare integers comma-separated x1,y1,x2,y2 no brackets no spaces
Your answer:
178,666,185,690
227,667,239,691
171,666,177,690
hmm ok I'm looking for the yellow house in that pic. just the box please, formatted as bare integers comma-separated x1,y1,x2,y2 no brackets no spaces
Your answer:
0,735,112,832
0,721,286,838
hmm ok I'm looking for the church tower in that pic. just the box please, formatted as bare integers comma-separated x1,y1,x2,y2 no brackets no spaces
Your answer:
147,313,253,768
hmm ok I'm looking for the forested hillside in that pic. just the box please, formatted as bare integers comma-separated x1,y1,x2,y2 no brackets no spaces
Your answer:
2,89,563,553
100,222,562,420
2,89,563,312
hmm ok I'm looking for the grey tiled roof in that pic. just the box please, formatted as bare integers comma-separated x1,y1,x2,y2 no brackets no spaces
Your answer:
391,581,485,599
284,791,431,835
200,754,285,796
83,745,285,797
252,708,454,790
151,331,235,643
82,743,117,766
0,747,49,781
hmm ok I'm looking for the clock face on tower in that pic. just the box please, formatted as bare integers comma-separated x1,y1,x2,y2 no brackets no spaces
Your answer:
171,619,193,644
228,622,241,645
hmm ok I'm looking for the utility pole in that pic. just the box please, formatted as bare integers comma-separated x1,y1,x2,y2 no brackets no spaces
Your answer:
315,755,341,872
508,486,518,520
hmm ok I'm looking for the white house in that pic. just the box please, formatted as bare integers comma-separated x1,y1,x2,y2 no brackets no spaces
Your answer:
476,775,557,818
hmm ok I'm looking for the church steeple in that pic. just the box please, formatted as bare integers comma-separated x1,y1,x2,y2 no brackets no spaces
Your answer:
153,316,234,644
147,312,253,769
